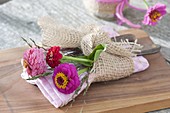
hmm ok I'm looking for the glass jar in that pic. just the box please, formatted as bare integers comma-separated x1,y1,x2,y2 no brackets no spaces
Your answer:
83,0,129,20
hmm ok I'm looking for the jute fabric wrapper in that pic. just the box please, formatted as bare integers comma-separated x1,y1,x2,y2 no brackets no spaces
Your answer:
38,17,141,82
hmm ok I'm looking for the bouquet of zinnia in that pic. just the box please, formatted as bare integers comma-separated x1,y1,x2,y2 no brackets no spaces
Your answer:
21,17,150,108
21,38,106,94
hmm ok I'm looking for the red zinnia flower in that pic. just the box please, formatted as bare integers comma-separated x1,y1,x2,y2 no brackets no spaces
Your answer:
46,46,63,68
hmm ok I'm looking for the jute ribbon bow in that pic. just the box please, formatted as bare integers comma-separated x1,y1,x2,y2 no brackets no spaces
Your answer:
38,17,142,82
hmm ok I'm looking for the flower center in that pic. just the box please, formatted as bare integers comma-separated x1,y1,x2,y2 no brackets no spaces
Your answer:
149,10,161,22
54,72,68,89
23,59,29,68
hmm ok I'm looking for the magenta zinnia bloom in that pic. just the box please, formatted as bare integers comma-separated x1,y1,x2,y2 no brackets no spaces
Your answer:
52,63,80,94
23,47,47,76
143,3,166,26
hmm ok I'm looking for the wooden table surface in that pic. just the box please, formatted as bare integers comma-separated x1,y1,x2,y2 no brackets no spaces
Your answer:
1,29,170,113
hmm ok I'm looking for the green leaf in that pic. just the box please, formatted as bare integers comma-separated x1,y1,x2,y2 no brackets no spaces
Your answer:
87,44,106,62
78,67,89,75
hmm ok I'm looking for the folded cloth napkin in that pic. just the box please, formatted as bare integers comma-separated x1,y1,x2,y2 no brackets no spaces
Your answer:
21,56,149,108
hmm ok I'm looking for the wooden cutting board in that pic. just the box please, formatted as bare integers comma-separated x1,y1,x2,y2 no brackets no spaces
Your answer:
1,29,170,113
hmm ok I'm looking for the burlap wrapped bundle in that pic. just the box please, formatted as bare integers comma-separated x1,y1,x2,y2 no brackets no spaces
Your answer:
38,17,142,82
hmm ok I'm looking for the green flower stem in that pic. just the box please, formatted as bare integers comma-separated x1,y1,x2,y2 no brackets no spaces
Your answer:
26,72,52,80
62,56,94,63
78,68,89,75
143,0,149,8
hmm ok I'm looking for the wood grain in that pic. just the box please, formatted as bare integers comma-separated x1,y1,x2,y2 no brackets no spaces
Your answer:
1,29,170,113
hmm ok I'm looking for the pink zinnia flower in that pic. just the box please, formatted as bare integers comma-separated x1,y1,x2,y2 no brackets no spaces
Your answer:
23,47,47,76
52,63,80,94
143,3,166,26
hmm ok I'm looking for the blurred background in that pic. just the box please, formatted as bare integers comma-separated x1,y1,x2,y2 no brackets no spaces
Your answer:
0,0,10,4
0,0,169,50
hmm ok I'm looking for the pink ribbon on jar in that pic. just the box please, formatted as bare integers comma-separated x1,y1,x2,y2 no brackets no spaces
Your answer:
96,0,146,28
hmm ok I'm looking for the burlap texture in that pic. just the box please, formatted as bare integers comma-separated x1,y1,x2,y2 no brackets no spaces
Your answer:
38,17,83,48
80,32,135,82
38,16,141,82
